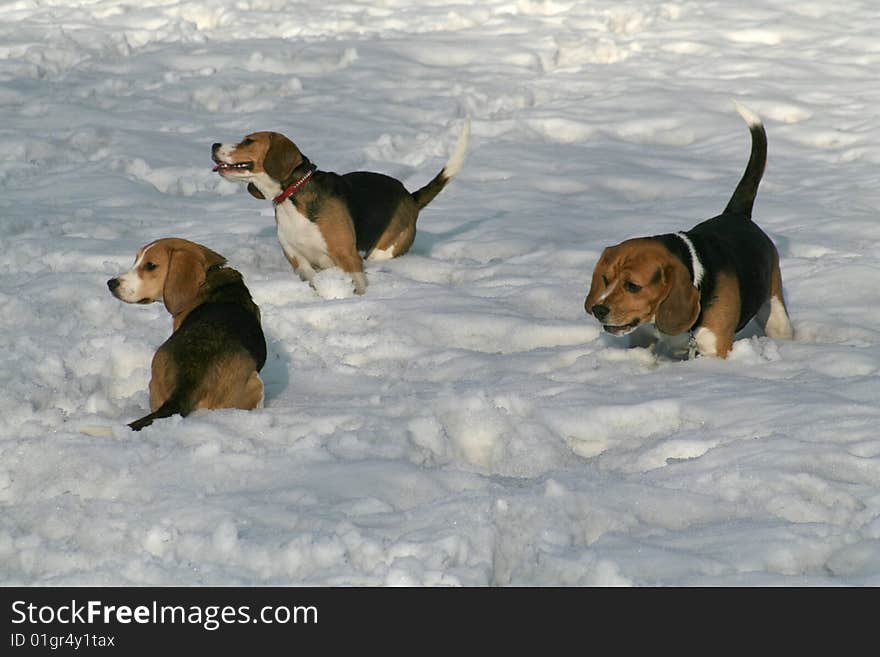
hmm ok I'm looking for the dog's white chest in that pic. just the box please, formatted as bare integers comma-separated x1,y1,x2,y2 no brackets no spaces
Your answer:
274,201,332,268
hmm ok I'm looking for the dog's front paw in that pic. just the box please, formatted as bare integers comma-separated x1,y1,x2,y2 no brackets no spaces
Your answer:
352,271,367,295
310,269,361,299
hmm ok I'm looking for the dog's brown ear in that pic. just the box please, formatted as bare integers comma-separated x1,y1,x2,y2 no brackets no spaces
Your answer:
655,261,700,335
163,245,225,317
263,133,300,182
247,183,265,200
163,249,203,317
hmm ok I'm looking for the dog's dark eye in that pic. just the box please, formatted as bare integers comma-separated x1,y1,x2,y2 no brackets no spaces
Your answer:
624,281,641,293
144,262,158,272
602,275,609,286
241,138,254,146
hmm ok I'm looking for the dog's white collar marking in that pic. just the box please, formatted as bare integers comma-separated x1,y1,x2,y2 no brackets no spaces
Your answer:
676,232,704,288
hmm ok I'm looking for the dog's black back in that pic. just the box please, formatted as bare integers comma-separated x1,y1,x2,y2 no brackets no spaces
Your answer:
166,269,266,381
303,170,413,253
169,301,266,378
128,268,265,431
685,216,776,331
343,172,413,252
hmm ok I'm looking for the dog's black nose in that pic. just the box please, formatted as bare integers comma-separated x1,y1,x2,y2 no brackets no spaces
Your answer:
591,304,610,320
212,143,221,153
107,278,119,291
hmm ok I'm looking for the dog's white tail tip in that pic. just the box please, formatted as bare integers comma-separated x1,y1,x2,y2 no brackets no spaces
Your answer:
442,117,470,179
733,100,762,128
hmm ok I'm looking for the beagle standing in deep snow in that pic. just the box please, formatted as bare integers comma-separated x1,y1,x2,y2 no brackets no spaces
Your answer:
108,238,267,431
585,103,793,358
211,119,470,295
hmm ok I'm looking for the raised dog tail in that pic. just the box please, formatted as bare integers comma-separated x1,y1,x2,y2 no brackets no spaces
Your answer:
128,394,186,432
724,101,767,219
411,118,470,210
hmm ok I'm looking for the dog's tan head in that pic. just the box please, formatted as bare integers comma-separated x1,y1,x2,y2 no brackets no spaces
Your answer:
108,238,227,319
212,131,306,200
585,237,700,336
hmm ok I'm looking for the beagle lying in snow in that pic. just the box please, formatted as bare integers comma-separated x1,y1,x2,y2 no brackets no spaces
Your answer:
585,103,793,358
211,120,470,295
108,238,266,431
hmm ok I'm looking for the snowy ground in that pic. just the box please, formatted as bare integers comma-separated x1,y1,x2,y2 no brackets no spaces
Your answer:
2,0,880,586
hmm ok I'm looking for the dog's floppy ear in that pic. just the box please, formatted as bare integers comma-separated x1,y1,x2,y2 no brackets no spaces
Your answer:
163,249,203,317
163,244,227,317
655,260,700,335
263,132,301,182
247,183,265,200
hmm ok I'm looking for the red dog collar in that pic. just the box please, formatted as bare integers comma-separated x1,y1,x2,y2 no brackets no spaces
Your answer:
273,168,315,205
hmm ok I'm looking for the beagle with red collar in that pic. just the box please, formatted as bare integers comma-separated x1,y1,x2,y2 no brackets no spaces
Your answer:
212,120,470,295
108,238,266,431
585,103,793,358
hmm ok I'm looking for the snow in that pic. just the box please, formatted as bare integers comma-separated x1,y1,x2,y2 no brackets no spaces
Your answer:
2,0,880,586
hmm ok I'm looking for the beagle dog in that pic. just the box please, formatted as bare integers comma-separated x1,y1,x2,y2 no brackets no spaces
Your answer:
107,238,267,431
585,103,793,358
211,119,470,295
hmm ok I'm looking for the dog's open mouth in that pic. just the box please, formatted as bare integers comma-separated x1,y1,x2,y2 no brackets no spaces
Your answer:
603,318,640,336
212,161,253,173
